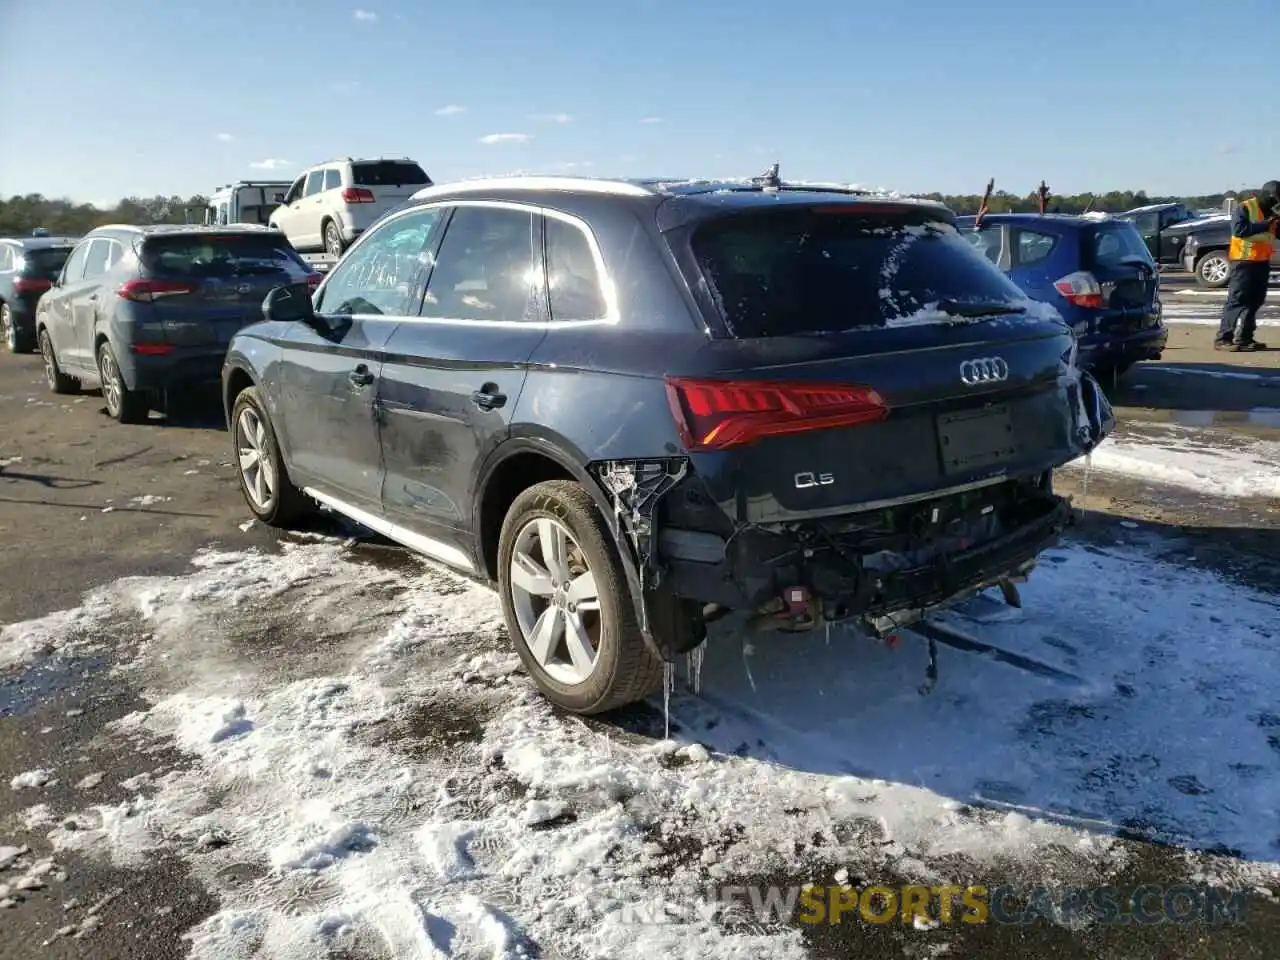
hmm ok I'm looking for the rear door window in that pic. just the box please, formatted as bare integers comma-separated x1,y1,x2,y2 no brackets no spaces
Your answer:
1013,228,1057,266
140,234,312,281
323,169,342,191
351,161,431,187
422,206,536,322
687,207,1027,337
303,171,325,197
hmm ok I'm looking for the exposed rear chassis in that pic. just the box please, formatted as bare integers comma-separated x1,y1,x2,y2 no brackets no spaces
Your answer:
660,486,1071,637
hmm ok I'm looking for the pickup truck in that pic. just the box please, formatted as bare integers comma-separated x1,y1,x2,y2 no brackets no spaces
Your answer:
1119,201,1279,288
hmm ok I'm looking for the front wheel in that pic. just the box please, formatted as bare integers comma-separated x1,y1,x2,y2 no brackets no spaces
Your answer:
1195,251,1231,288
98,343,150,423
39,329,78,394
497,479,664,715
230,386,312,527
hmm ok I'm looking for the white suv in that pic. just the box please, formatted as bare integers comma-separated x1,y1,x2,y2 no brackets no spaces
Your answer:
268,157,432,257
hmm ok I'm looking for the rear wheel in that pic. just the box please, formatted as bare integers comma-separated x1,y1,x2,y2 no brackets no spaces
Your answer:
1195,250,1231,288
39,328,78,394
498,480,664,715
2,304,34,354
231,386,312,527
98,342,149,423
323,220,346,258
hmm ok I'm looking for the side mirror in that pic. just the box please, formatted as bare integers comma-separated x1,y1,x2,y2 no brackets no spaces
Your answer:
273,193,287,204
262,283,319,326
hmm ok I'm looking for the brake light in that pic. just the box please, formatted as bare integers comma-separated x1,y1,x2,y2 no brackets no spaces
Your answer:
130,343,175,355
305,272,323,289
117,279,195,302
1054,271,1104,309
341,187,375,204
664,377,888,451
13,276,51,294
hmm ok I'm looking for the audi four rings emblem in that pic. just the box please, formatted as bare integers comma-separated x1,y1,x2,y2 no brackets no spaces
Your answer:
959,357,1009,385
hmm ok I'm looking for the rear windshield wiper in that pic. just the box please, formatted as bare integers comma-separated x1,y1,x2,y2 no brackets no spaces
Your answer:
936,299,1027,318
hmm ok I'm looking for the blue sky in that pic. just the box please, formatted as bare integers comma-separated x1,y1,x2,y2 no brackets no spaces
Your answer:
1,0,1274,205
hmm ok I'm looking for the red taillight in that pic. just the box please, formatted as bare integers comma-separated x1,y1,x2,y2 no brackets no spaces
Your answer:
341,187,375,203
664,377,888,451
117,279,195,302
305,272,323,289
14,276,51,295
1054,271,1104,309
130,343,175,356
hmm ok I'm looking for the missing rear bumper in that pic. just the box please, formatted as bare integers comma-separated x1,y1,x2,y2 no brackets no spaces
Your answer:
660,478,1072,635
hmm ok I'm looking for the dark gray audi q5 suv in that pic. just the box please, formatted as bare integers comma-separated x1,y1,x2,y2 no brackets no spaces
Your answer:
222,173,1114,714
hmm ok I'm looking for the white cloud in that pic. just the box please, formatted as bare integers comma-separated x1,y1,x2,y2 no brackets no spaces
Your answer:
249,158,293,171
215,132,234,142
479,133,532,145
639,116,663,124
353,8,377,21
530,112,573,124
434,104,466,116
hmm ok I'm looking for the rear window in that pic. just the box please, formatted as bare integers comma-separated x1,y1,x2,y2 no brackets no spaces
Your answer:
22,247,73,277
350,161,431,187
140,234,312,280
1090,223,1154,267
689,208,1028,337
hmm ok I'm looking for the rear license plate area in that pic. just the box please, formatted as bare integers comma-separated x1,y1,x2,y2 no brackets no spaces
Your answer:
937,404,1018,475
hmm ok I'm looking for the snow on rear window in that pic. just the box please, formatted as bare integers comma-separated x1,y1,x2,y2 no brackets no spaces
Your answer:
689,209,1029,337
351,162,431,187
1091,223,1154,267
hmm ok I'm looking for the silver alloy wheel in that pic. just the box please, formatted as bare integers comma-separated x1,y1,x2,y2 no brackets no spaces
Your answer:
1202,256,1230,285
40,332,57,387
99,349,122,416
509,517,602,686
236,407,276,511
325,222,342,257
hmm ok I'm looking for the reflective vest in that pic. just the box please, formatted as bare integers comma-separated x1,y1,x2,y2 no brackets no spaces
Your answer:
1228,196,1276,262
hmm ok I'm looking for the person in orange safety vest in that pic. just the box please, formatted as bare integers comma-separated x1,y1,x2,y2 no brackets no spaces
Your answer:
1215,181,1278,351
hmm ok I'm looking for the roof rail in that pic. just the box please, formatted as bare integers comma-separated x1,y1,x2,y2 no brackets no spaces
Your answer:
409,175,657,200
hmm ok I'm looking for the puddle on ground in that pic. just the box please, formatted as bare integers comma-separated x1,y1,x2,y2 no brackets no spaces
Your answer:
0,654,110,717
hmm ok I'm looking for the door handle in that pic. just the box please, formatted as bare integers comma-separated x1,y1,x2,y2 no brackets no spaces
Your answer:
471,384,506,411
349,365,374,387
88,294,97,301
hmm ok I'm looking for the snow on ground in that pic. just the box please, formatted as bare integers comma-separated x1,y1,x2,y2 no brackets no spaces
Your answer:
1160,299,1280,325
1061,422,1280,499
2,536,1279,957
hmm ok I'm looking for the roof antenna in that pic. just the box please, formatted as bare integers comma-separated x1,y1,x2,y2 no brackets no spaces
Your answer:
752,163,781,191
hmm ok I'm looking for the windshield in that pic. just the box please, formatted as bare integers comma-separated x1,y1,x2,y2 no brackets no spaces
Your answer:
687,207,1029,337
350,161,431,187
140,234,312,280
22,247,73,278
1091,223,1155,267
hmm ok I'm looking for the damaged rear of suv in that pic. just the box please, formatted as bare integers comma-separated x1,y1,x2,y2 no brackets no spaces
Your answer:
225,173,1112,717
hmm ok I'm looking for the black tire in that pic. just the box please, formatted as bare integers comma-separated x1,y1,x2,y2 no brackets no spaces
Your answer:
497,479,664,715
323,220,346,258
2,304,34,354
230,385,313,527
1195,250,1231,289
38,328,78,395
97,342,150,423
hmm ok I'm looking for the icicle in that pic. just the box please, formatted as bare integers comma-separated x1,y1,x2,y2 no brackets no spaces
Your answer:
662,660,674,740
1080,451,1093,509
741,640,758,694
685,641,706,695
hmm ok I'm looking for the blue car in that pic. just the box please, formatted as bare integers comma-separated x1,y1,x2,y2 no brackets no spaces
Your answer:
953,213,1166,377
